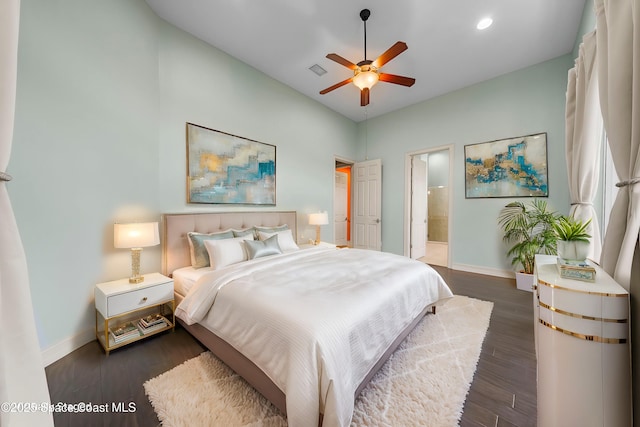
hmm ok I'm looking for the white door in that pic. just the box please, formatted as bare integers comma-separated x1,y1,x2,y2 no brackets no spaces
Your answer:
410,156,427,259
334,171,348,246
353,159,382,250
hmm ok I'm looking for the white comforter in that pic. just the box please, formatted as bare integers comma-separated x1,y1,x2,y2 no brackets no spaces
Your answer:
175,247,453,427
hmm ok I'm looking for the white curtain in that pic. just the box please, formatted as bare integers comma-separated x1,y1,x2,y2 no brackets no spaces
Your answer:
595,0,640,290
565,30,602,261
0,1,53,426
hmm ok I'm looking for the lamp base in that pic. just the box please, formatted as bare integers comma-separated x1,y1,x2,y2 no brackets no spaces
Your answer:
129,247,145,284
314,225,321,245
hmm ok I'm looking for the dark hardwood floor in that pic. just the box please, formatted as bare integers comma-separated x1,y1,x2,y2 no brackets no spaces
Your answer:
45,266,536,427
433,267,537,427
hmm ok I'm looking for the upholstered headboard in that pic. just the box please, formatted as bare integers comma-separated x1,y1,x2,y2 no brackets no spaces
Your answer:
162,211,297,276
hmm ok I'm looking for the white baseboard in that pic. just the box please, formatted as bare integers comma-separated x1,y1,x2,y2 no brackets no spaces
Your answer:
451,263,515,279
42,328,95,367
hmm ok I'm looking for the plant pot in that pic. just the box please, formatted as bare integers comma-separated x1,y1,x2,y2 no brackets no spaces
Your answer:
515,271,535,292
557,240,589,261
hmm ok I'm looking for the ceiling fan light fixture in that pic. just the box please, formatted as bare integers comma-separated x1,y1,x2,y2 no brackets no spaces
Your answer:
353,68,379,90
319,9,414,105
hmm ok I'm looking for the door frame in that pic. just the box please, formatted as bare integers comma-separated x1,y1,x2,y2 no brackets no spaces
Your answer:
334,155,355,245
403,144,454,266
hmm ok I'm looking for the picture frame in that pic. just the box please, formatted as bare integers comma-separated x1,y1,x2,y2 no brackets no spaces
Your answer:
186,123,276,205
464,132,548,198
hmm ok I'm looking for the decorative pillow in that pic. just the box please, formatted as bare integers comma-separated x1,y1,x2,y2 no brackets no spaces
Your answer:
258,229,299,252
204,236,252,270
244,234,282,260
187,230,234,268
254,224,289,238
232,227,255,238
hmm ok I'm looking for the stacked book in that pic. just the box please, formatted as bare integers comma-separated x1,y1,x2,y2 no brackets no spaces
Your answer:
556,257,596,282
110,322,140,344
137,313,169,335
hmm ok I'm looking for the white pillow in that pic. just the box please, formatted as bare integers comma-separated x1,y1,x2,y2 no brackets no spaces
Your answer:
204,236,252,270
258,229,299,252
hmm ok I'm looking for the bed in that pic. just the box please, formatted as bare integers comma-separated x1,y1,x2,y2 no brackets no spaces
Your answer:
162,211,453,427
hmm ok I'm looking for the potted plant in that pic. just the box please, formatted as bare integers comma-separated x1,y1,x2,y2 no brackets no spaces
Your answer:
498,200,559,291
553,215,591,261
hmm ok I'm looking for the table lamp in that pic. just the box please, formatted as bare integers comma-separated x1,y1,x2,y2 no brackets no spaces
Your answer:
114,222,160,284
308,212,328,245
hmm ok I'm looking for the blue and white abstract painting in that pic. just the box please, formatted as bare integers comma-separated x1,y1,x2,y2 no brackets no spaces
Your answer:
187,123,276,205
465,133,548,198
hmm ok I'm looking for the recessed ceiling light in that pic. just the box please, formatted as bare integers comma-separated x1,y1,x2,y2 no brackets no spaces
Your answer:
477,17,493,30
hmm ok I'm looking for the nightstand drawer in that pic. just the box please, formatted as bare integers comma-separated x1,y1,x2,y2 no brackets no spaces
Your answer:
106,282,172,317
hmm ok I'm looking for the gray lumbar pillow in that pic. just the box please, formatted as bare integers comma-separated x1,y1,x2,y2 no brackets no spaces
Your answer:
244,234,282,260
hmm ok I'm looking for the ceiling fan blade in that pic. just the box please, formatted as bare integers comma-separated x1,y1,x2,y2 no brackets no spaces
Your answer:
372,41,408,68
319,77,353,95
360,88,370,106
379,73,416,87
326,53,358,70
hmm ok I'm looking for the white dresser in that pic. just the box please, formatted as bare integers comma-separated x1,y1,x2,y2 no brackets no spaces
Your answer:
533,254,631,427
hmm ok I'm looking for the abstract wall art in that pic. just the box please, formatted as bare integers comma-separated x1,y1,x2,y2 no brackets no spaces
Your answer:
186,123,276,205
464,132,548,198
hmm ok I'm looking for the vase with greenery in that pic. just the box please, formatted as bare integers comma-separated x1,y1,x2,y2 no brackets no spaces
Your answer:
498,199,559,275
553,215,592,261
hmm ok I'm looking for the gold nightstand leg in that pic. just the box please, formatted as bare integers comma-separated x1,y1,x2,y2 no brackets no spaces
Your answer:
170,300,175,332
104,317,110,356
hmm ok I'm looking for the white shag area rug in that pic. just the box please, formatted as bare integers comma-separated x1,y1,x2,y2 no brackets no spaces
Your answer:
144,295,493,427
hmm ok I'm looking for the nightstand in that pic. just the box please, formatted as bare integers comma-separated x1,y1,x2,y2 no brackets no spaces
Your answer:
95,272,174,354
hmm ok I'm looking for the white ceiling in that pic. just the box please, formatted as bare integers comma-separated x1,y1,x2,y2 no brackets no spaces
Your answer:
145,0,586,123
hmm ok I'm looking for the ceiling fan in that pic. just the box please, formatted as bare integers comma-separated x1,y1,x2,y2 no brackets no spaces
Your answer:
320,8,416,107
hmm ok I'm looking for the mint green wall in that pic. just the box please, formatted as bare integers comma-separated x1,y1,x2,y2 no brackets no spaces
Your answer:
11,0,162,354
573,0,596,57
9,0,356,355
358,55,574,274
8,0,588,359
156,23,357,219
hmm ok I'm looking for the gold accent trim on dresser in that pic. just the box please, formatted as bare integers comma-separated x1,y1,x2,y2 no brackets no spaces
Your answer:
538,319,628,344
537,278,628,297
538,301,628,323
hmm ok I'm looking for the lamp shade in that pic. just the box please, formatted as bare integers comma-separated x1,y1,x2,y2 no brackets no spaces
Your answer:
114,222,160,249
309,212,329,226
352,70,379,90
